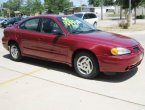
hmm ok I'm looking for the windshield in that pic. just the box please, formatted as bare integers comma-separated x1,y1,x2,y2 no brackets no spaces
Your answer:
74,14,83,18
57,16,96,34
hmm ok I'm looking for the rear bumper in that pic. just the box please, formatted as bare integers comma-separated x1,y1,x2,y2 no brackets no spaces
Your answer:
98,50,144,72
2,36,9,50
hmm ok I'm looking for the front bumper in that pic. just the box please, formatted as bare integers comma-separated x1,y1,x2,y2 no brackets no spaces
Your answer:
98,48,144,72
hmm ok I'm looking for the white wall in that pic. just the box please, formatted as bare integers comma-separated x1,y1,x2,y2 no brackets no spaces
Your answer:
114,6,145,15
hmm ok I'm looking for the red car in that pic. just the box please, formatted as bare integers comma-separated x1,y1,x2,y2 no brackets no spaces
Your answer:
2,15,144,79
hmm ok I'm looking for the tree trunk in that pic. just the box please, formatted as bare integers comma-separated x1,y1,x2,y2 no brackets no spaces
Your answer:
101,0,104,20
142,6,144,16
120,6,122,20
125,9,128,19
127,12,132,26
134,7,136,24
127,0,132,27
126,8,132,27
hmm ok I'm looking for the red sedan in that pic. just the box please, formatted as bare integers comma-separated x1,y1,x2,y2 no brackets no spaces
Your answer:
2,15,144,79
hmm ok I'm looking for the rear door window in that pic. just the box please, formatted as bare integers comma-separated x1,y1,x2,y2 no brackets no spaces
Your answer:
20,18,40,32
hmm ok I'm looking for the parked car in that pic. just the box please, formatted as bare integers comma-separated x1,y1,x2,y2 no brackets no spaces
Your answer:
2,15,144,79
0,18,5,23
1,17,22,28
0,18,9,27
74,12,98,27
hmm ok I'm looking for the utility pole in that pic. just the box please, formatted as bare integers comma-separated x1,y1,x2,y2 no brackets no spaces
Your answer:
101,0,104,20
128,0,132,26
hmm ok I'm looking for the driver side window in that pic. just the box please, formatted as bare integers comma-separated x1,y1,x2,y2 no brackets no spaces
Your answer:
41,18,62,34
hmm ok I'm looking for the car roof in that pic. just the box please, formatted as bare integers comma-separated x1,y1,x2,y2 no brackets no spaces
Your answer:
33,14,71,18
20,14,73,21
17,14,73,24
74,12,95,14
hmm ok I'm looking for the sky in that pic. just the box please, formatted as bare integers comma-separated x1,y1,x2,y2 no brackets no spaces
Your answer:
0,0,89,6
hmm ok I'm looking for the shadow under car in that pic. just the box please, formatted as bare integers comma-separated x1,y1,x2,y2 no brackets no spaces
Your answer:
3,54,138,83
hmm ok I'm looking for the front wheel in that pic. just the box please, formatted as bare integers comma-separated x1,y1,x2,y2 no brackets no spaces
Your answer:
10,43,22,61
73,52,99,79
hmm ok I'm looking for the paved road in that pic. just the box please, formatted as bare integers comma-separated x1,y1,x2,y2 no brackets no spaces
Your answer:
0,28,145,110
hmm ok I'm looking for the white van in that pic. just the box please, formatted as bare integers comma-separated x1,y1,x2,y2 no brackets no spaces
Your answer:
74,12,98,27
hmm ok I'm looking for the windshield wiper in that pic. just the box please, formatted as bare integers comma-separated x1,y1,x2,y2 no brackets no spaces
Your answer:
71,29,96,34
87,29,96,32
71,30,84,34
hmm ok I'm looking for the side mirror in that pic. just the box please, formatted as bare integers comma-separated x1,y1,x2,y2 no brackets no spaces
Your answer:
52,28,63,36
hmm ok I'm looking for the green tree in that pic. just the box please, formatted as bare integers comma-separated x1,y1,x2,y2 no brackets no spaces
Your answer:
3,0,24,11
115,0,143,10
32,0,44,14
44,0,71,13
89,0,101,6
3,0,43,16
89,0,114,6
3,0,24,16
116,0,144,25
104,0,114,6
20,0,44,15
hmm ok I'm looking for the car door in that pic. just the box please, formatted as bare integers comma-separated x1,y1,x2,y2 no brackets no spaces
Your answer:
35,17,69,63
18,18,42,56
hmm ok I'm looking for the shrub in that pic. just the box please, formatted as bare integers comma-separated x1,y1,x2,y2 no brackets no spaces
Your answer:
136,15,145,19
119,21,129,29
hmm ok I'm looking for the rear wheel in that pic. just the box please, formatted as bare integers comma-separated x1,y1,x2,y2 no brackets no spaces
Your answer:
10,43,22,61
73,52,99,79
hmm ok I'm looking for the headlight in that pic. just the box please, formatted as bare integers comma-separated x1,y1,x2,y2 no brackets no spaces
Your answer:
111,47,131,55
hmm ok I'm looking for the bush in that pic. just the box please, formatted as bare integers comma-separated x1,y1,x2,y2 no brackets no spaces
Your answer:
119,21,129,29
136,15,145,19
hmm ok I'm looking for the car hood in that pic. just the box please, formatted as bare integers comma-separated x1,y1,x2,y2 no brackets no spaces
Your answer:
74,31,139,47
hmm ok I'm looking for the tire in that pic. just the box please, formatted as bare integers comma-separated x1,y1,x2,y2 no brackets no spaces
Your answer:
10,43,22,61
73,52,99,79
